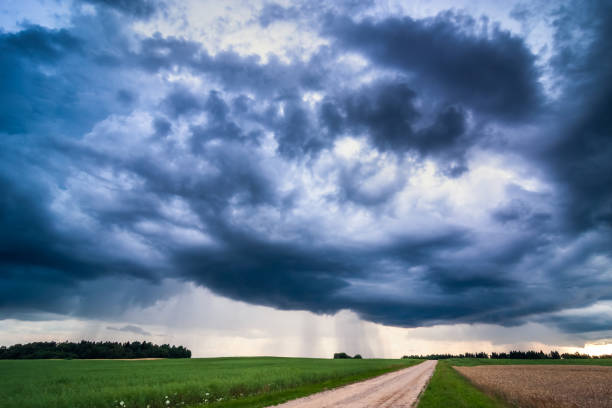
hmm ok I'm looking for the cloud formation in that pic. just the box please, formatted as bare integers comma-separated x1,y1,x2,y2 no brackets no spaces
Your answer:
0,0,611,339
325,11,543,120
107,325,151,336
82,0,160,19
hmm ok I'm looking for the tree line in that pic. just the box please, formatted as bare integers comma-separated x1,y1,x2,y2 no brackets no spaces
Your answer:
402,350,611,360
0,341,191,359
402,352,488,360
333,352,363,359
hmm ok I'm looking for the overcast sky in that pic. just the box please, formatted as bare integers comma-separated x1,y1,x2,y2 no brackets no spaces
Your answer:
1,0,611,358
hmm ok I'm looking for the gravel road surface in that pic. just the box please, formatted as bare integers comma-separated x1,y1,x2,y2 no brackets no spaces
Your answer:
268,360,437,408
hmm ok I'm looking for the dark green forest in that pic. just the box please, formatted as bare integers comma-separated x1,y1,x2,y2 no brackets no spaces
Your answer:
0,341,191,359
402,350,611,360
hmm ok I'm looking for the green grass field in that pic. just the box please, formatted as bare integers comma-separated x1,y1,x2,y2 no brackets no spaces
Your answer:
417,358,612,407
4,356,611,408
0,357,421,408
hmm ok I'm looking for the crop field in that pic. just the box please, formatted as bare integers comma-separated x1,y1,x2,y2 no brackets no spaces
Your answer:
455,365,612,408
417,358,612,408
0,357,421,408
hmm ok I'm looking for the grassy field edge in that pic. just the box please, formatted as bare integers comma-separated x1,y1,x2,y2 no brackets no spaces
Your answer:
417,361,507,408
418,358,612,408
196,360,423,408
0,357,423,408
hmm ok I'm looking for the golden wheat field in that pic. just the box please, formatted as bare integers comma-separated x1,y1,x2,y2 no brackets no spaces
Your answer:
455,365,612,408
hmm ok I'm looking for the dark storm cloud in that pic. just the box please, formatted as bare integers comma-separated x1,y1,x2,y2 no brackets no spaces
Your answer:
134,35,328,96
342,82,420,151
491,199,531,224
162,87,204,118
541,314,612,334
519,1,612,236
346,84,469,158
0,16,181,317
325,12,543,121
1,1,612,337
0,26,81,134
173,241,351,314
273,95,327,158
0,13,140,137
82,0,160,18
170,227,475,321
0,160,170,318
550,106,612,231
152,117,171,137
188,91,260,149
319,80,471,176
1,25,81,61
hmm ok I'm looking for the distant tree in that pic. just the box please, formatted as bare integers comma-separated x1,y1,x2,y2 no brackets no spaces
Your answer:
353,354,363,359
333,352,352,359
561,351,590,359
0,341,191,359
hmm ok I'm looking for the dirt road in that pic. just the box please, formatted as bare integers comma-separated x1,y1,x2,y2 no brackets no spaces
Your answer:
268,360,437,408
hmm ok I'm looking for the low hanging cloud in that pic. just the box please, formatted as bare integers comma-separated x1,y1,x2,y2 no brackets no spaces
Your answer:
0,0,611,338
107,325,151,336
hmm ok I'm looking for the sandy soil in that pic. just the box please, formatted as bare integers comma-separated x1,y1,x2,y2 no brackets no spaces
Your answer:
455,364,612,408
268,360,437,408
